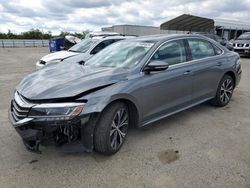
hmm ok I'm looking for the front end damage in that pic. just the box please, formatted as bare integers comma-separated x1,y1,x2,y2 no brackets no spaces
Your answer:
9,92,99,154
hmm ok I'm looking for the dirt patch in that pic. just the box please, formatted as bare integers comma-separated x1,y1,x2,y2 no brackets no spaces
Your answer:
158,149,179,164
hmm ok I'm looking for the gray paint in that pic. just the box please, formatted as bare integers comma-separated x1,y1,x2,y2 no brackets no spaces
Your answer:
16,34,241,127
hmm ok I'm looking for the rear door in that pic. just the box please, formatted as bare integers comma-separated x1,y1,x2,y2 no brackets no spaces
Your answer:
186,38,225,102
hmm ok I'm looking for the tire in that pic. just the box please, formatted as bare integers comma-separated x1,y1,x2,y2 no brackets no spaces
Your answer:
94,102,129,155
210,74,235,107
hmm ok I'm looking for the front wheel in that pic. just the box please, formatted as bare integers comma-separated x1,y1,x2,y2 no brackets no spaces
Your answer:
94,102,129,155
210,74,234,107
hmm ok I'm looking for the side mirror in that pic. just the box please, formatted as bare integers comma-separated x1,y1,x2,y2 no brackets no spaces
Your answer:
144,60,169,74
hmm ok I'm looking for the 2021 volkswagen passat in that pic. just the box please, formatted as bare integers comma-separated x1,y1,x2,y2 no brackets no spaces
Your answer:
9,34,242,155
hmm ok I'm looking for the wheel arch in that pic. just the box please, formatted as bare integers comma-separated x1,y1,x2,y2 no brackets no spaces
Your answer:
103,96,141,128
224,71,236,88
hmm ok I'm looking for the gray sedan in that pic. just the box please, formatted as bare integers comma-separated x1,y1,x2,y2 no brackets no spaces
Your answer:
9,34,242,155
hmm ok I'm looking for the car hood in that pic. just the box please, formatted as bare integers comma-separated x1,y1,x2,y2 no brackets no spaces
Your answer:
232,40,250,44
40,51,80,62
16,62,128,100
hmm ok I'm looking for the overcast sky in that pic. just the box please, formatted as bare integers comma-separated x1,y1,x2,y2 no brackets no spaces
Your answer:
0,0,250,34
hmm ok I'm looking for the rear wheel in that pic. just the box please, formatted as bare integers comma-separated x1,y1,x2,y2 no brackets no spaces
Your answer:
94,102,129,155
210,74,234,107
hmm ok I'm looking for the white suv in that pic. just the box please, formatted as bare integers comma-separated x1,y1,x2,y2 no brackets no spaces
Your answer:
36,36,134,69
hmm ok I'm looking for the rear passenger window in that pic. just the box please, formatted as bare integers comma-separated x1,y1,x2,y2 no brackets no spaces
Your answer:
188,39,216,60
151,40,187,66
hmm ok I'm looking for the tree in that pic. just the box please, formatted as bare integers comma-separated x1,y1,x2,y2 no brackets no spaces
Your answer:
21,29,52,39
0,29,89,39
7,30,16,39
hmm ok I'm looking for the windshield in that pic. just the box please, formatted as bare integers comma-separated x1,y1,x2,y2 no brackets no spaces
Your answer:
68,38,97,53
86,41,155,69
237,34,250,40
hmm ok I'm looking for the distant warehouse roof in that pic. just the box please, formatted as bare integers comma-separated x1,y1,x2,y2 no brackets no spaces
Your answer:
160,14,214,32
160,14,250,32
214,18,250,30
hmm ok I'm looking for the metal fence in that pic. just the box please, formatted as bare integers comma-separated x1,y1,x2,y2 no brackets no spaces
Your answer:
0,39,49,48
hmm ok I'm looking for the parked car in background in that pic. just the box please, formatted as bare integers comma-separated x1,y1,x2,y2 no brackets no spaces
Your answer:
194,33,233,50
36,36,133,69
63,35,82,50
9,34,241,155
231,32,250,56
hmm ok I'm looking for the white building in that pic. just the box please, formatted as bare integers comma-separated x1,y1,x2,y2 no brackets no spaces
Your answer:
102,25,169,36
214,18,250,39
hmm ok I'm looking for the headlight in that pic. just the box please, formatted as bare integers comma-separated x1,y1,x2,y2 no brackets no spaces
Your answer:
29,103,85,119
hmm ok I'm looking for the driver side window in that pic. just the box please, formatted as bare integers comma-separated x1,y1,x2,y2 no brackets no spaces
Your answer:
151,39,187,66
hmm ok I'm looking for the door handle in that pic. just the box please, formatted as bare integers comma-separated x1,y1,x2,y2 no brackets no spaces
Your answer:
183,70,192,75
216,62,222,67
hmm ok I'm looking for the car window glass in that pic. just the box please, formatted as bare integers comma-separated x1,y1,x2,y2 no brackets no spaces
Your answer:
151,40,186,66
213,45,223,55
90,39,121,55
68,39,97,53
188,39,215,60
86,41,154,69
103,39,115,46
237,34,250,40
91,41,109,54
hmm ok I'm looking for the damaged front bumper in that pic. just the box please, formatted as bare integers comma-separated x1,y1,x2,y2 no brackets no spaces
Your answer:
9,105,97,154
10,117,42,153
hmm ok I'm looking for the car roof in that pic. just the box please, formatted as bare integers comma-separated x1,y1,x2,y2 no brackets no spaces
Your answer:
123,34,209,43
89,31,120,36
93,35,136,41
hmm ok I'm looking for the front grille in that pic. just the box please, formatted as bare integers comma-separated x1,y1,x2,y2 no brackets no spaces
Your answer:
237,43,245,47
11,92,32,122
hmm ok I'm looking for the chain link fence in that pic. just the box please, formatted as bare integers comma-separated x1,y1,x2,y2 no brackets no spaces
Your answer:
0,39,49,48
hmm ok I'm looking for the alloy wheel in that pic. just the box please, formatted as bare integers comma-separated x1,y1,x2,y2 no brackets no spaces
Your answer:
220,78,233,104
110,108,128,150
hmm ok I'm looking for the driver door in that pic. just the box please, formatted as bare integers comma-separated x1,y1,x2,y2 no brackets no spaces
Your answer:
139,39,194,124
